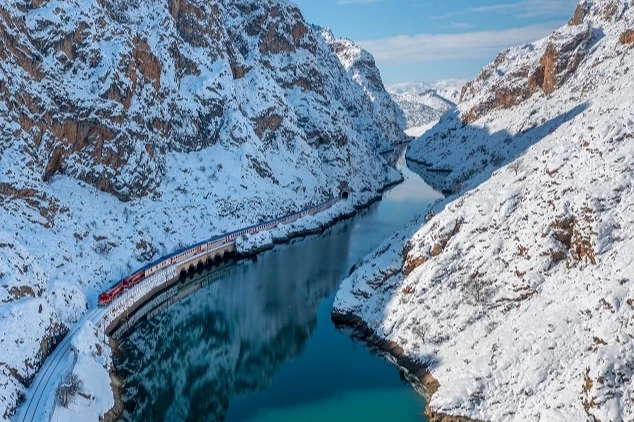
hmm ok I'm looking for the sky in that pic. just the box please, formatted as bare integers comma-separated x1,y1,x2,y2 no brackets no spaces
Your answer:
292,0,579,84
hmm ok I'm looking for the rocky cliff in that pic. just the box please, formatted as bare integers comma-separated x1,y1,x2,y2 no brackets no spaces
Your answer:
0,0,403,202
336,1,634,421
0,0,405,419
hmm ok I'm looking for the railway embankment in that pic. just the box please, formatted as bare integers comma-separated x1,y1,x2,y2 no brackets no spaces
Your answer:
237,177,403,257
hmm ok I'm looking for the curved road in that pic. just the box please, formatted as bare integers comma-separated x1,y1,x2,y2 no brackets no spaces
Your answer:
15,307,105,422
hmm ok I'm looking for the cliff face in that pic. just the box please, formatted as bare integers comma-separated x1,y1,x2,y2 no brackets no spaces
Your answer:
0,0,405,419
0,0,402,201
458,0,633,124
322,29,410,148
338,1,634,421
407,0,634,195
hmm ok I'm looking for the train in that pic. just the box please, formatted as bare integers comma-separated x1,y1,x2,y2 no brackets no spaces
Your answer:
97,197,341,307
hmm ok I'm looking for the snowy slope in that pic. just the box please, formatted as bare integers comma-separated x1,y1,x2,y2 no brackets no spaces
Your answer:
387,80,466,138
0,0,404,419
335,1,634,421
387,80,466,104
322,29,411,147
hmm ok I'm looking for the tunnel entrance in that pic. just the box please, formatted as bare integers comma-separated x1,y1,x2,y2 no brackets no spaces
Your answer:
340,191,350,200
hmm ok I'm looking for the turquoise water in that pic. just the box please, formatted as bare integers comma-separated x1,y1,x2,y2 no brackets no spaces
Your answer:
116,152,442,422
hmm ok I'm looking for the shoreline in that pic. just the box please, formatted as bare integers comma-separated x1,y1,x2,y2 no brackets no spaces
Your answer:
102,173,404,419
331,310,483,422
102,338,124,422
238,176,403,257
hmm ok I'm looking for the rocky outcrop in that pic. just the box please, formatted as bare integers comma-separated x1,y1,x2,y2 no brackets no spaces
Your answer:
321,29,410,147
455,0,634,123
460,22,592,123
0,0,404,201
569,3,588,25
621,29,634,44
0,0,406,419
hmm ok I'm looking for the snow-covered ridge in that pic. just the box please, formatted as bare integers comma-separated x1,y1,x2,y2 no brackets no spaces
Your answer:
0,0,405,419
335,1,634,421
386,80,466,138
387,80,467,103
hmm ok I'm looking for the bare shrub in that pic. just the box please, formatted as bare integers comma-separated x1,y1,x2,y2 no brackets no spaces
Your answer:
56,372,83,408
509,159,523,175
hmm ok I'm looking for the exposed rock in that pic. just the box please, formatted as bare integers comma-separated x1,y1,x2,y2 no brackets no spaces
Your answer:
403,255,426,277
341,1,634,421
569,3,588,25
0,1,408,418
0,0,405,201
461,23,591,122
254,111,283,139
620,29,634,44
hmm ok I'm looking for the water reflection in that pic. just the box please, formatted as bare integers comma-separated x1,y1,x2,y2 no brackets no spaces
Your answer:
117,223,353,421
382,144,409,167
116,151,442,422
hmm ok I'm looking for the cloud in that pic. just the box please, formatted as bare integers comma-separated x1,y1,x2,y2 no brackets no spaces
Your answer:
433,0,578,19
357,22,562,64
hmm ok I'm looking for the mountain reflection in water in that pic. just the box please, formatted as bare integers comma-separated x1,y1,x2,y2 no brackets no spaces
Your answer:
117,222,351,421
116,151,442,422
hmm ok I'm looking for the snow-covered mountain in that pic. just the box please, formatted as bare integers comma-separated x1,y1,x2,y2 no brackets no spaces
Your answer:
335,1,634,421
0,0,406,419
387,80,466,137
388,80,466,103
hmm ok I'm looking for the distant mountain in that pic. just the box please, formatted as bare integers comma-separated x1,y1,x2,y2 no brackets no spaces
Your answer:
387,80,466,103
386,80,467,137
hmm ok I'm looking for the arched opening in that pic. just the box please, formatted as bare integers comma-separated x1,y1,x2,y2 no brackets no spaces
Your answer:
223,252,231,263
179,269,187,281
340,191,350,200
196,261,204,274
188,264,196,277
205,258,213,269
214,254,222,264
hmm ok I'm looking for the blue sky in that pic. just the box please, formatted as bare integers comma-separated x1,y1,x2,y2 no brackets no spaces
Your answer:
293,0,579,84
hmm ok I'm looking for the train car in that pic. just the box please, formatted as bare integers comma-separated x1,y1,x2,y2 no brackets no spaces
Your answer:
123,270,145,289
207,236,225,251
98,282,126,306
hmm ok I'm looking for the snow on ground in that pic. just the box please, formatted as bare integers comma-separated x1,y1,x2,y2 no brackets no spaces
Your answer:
0,0,407,414
386,80,466,139
50,323,113,422
404,122,439,139
335,2,634,421
386,80,467,104
0,144,399,420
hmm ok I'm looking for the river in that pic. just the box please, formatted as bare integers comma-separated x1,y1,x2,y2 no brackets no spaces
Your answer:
115,150,443,422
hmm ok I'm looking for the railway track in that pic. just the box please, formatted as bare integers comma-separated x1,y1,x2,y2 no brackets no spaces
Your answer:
15,308,104,422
